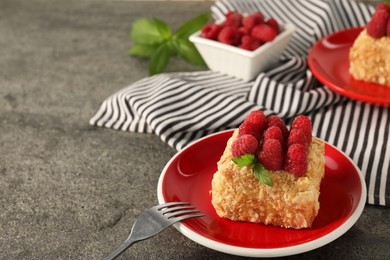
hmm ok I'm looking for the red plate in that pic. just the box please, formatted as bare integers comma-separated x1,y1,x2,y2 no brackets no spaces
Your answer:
157,130,366,257
308,27,390,106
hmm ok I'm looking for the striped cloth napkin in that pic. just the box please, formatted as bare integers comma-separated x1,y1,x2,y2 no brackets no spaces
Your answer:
90,0,389,206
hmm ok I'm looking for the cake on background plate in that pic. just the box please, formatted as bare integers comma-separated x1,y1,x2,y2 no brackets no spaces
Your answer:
349,2,390,87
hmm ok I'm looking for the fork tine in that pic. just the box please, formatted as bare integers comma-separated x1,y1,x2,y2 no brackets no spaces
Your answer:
164,209,201,218
160,205,195,213
169,213,205,223
154,201,190,210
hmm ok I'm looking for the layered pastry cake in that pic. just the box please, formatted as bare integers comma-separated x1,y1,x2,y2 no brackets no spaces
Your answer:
349,3,390,86
211,111,325,229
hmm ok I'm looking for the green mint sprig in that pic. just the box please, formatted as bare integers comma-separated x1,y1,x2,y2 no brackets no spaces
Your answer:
232,154,273,187
232,154,256,167
385,0,390,6
129,13,210,75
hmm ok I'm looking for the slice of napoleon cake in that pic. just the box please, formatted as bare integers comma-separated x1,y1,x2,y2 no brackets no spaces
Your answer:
211,111,325,229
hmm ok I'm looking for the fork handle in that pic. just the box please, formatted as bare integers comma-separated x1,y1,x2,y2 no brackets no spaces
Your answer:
104,239,136,260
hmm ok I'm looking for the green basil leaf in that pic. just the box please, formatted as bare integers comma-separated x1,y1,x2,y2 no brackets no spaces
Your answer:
129,43,158,58
174,12,211,40
232,154,256,167
148,41,175,75
175,38,206,66
130,18,171,45
151,18,172,40
253,162,273,187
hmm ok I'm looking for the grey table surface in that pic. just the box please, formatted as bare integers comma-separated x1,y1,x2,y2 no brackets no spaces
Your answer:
0,0,389,259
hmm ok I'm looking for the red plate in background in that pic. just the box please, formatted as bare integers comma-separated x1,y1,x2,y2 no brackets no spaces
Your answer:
308,27,390,106
157,130,366,257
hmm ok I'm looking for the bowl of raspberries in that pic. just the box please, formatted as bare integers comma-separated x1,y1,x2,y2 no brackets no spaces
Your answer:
189,11,295,82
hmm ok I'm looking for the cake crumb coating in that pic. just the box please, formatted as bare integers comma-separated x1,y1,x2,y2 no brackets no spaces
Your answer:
349,29,390,87
211,130,325,229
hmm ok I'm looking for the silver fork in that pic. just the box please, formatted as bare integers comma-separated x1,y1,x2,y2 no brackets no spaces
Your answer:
104,202,204,260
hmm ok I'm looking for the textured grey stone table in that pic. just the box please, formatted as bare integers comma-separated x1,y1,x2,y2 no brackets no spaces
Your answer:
0,0,389,259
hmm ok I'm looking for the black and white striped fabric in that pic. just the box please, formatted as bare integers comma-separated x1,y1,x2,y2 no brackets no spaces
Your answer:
90,0,390,206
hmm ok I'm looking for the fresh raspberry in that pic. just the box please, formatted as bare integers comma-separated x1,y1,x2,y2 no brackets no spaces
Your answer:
245,110,266,133
266,115,289,138
291,115,312,144
366,9,390,38
258,139,284,171
266,18,279,33
287,128,307,147
238,26,250,36
201,23,223,40
387,17,390,36
225,11,243,28
264,126,284,146
242,12,264,30
239,35,262,50
284,144,308,176
376,3,390,13
218,26,241,46
231,134,259,157
251,24,277,43
239,121,261,140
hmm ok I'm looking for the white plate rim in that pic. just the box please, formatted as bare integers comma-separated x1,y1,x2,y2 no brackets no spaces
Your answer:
157,129,367,258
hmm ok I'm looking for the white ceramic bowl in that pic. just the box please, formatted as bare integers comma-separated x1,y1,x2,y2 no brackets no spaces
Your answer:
189,23,295,82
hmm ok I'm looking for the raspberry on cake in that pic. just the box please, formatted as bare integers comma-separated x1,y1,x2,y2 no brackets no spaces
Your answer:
285,143,309,176
266,115,289,137
258,138,284,171
264,126,285,146
211,111,325,229
245,110,267,133
349,2,390,87
231,134,258,157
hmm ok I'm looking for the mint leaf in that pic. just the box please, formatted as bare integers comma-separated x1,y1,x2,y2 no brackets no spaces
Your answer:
149,41,174,75
152,18,172,40
129,13,209,75
253,162,273,187
130,18,171,45
129,43,158,58
232,154,273,187
174,38,206,66
385,0,390,6
174,13,211,40
232,154,256,167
